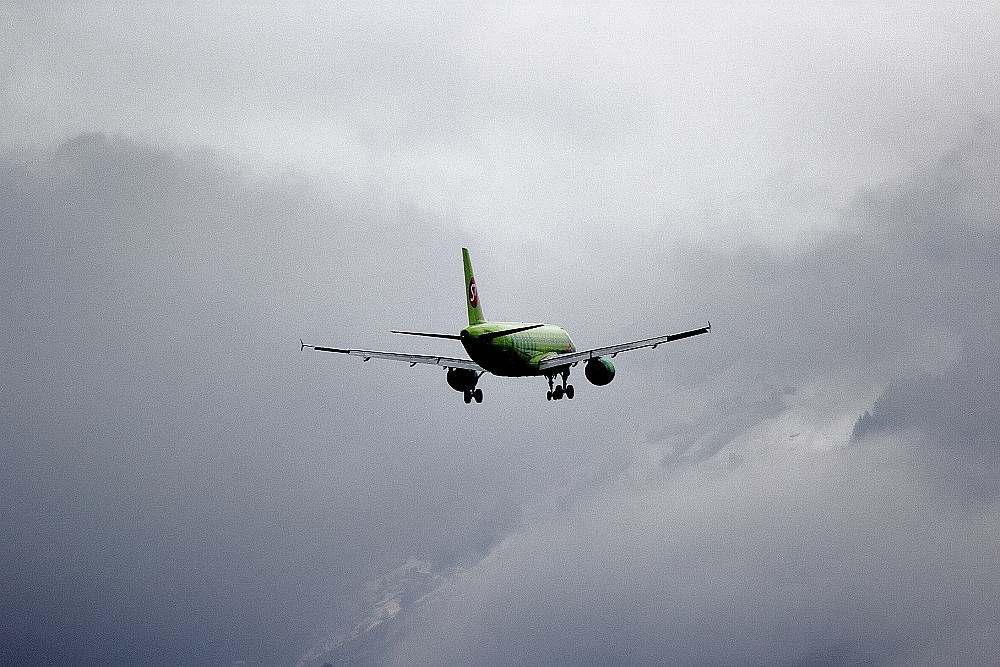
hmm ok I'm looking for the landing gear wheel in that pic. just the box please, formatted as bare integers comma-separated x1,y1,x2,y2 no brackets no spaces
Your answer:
473,388,483,403
566,384,574,399
464,390,472,404
546,390,552,401
553,385,564,400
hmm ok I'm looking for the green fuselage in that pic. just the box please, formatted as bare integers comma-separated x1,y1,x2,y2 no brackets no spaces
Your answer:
461,322,576,376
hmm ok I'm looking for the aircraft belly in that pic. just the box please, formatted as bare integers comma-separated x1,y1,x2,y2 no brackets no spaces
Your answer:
469,347,539,376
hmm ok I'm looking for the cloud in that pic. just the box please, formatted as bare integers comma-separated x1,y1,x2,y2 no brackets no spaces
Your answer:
844,138,1000,503
5,3,998,246
4,4,1000,666
5,116,1000,667
6,117,1000,667
340,132,1000,667
389,435,1000,667
0,134,531,666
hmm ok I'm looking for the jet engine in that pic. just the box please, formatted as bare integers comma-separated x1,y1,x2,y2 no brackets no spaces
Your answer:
584,357,615,386
446,367,479,392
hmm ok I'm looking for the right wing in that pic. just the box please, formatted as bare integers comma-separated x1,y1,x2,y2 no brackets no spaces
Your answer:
537,323,710,371
300,340,484,371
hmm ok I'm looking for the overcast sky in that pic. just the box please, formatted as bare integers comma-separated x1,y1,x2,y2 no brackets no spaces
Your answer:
3,3,1000,667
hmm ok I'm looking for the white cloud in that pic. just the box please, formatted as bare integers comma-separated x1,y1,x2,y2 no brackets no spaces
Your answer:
4,3,999,248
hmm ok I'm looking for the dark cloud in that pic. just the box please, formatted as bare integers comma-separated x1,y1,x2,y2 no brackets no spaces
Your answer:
635,134,1000,466
844,138,1000,501
4,124,1000,667
1,133,343,666
5,5,1000,667
378,133,1000,667
851,366,1000,504
0,134,532,666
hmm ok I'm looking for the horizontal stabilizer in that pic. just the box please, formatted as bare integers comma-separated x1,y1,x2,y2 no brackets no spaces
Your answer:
391,330,462,340
478,323,545,341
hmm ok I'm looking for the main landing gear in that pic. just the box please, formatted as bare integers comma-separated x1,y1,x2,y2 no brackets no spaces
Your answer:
448,368,483,404
546,368,574,401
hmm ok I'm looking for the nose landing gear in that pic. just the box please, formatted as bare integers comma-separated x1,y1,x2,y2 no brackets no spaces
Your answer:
545,368,574,401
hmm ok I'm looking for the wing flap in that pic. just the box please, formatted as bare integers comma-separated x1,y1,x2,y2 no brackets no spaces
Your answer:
537,323,711,371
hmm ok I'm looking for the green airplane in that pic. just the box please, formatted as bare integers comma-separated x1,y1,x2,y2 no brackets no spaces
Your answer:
301,248,710,403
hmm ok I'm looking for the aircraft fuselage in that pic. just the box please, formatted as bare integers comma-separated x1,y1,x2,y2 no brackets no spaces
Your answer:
461,322,575,376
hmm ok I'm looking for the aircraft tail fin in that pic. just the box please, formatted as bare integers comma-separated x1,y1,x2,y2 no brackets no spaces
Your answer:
463,247,486,325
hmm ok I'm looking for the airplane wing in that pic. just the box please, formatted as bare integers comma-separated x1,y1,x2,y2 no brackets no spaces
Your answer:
537,323,711,371
300,340,485,371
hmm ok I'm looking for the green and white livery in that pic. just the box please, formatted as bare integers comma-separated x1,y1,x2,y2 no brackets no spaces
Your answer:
302,248,710,403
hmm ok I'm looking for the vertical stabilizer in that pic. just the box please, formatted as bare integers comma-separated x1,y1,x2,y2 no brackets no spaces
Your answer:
462,248,486,325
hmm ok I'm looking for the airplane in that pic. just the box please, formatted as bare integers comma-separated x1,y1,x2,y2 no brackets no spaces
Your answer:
301,248,710,403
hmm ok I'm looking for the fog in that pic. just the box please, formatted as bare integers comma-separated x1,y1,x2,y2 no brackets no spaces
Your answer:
2,3,999,667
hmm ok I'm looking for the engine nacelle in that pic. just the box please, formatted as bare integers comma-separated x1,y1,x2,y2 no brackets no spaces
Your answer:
446,367,480,392
584,357,615,386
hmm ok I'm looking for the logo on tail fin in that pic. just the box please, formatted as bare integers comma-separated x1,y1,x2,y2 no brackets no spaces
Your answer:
468,278,478,308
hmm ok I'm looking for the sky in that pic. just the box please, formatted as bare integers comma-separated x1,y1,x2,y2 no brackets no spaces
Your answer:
2,3,1000,667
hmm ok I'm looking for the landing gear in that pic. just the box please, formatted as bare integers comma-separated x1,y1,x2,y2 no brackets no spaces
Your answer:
545,368,574,401
450,368,483,404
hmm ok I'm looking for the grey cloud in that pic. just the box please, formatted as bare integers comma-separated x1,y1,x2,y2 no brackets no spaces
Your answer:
851,368,1000,504
0,134,533,666
370,133,1000,667
1,134,341,666
630,132,1000,405
4,8,1000,664
649,383,794,469
6,121,1000,667
7,3,996,244
245,127,1000,667
840,139,1000,501
387,436,1000,667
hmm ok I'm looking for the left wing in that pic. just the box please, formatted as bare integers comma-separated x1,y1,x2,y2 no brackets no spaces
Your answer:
537,323,710,371
300,340,484,371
